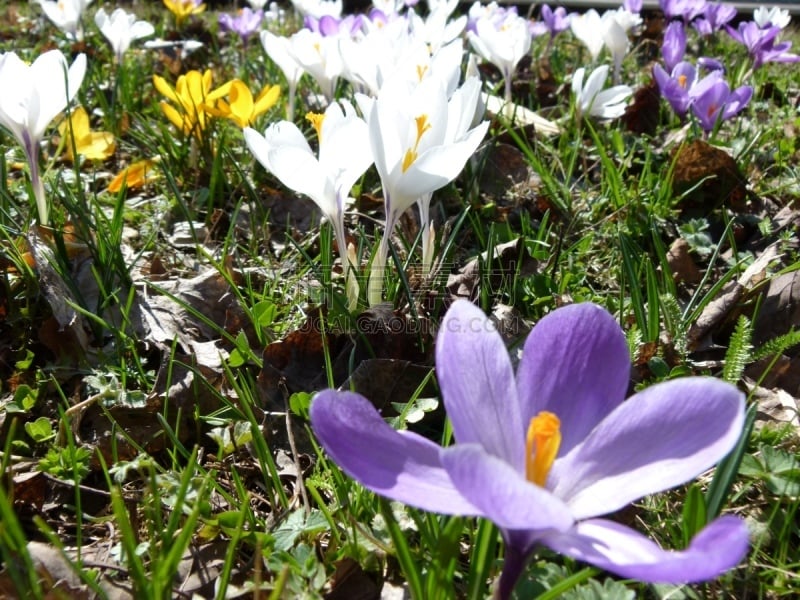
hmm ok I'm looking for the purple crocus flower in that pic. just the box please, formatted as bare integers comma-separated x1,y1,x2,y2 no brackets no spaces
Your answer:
218,8,263,43
654,60,697,115
662,21,686,72
660,0,708,22
692,1,736,36
305,13,364,37
698,56,725,72
540,4,571,37
311,300,749,598
725,21,800,69
752,37,800,68
689,73,753,131
725,21,780,55
624,0,642,13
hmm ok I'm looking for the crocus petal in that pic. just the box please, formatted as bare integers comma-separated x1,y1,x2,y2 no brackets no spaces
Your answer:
266,145,334,217
153,75,180,105
441,444,573,532
400,121,489,200
310,390,482,515
542,516,749,583
436,299,525,469
33,51,86,139
516,303,630,455
159,102,186,132
551,377,745,519
253,85,280,116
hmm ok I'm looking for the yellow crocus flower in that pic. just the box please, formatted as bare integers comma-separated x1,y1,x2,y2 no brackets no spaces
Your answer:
107,158,160,193
153,69,225,138
202,79,281,128
58,106,116,162
163,0,206,28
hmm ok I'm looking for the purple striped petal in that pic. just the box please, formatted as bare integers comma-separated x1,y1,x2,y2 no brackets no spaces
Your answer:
516,303,630,455
542,516,749,582
441,444,573,532
550,378,745,519
436,300,525,470
310,391,481,515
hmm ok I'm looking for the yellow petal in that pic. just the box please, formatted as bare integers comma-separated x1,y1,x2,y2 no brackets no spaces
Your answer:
153,74,180,104
201,69,213,95
227,81,254,127
108,158,158,193
201,99,230,119
77,132,116,161
253,85,280,118
206,78,233,101
160,101,187,132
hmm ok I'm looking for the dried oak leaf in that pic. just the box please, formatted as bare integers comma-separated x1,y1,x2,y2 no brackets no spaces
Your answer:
687,243,780,348
325,557,381,600
665,237,702,285
341,359,435,416
753,269,800,354
476,143,533,200
670,140,748,213
622,78,661,136
259,304,430,407
447,238,540,303
259,307,352,406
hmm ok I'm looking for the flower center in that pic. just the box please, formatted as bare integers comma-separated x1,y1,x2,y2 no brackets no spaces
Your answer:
402,114,431,172
306,111,325,141
525,411,561,487
677,74,688,88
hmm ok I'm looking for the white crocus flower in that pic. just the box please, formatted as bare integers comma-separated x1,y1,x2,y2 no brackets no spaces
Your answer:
244,101,373,310
753,6,791,29
261,30,305,121
37,0,93,40
607,6,642,33
467,12,532,104
416,75,485,274
94,8,155,63
602,15,628,85
570,9,605,61
571,65,632,120
357,76,489,303
287,29,344,103
572,9,638,70
409,5,466,53
0,50,86,225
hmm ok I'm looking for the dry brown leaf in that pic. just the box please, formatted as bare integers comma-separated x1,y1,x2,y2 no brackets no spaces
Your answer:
447,238,540,302
666,238,702,285
688,243,781,347
670,140,748,213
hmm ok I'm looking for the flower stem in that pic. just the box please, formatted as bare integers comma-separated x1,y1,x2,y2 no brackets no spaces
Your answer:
23,132,48,225
493,545,528,600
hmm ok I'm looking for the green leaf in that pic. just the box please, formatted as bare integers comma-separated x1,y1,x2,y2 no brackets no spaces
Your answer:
15,349,34,370
681,484,708,546
289,392,312,419
273,509,328,552
24,417,55,443
253,300,277,328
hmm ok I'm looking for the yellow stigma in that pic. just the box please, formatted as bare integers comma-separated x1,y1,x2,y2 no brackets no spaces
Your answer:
677,74,688,89
525,412,561,487
401,115,431,173
305,111,325,140
416,64,428,82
